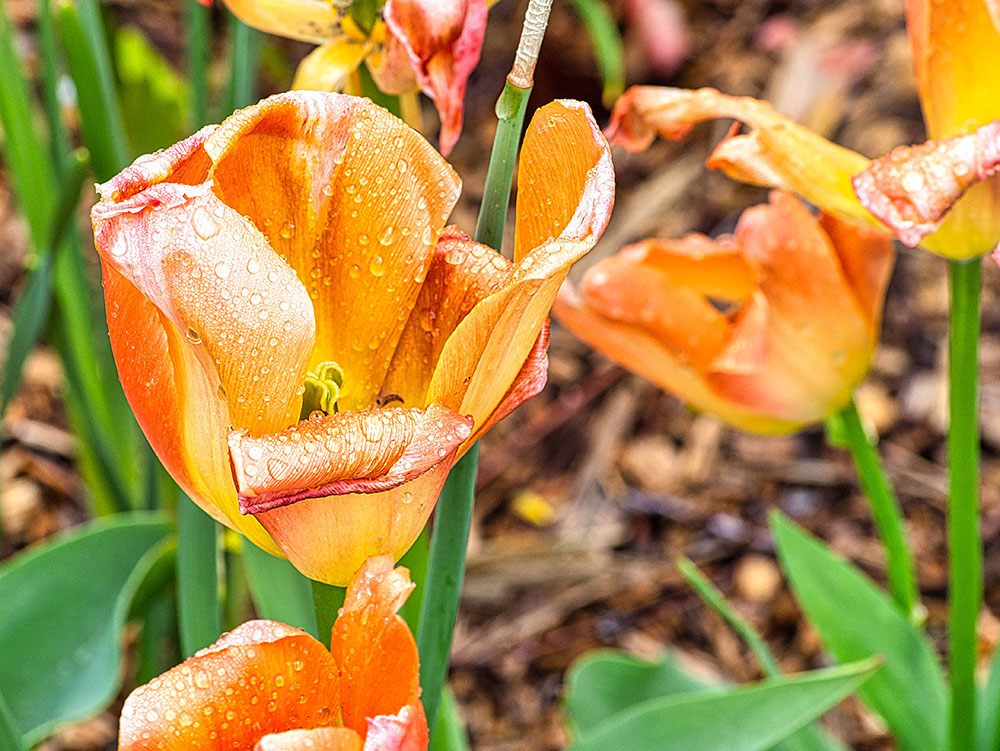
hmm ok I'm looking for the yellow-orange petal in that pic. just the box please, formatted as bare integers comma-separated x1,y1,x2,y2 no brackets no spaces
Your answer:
206,91,461,411
381,227,511,408
425,100,612,441
514,100,615,262
383,0,487,155
256,728,363,751
332,558,422,740
231,404,473,514
851,121,1000,250
907,0,1000,139
553,282,798,435
606,86,877,228
220,0,344,43
293,37,371,91
119,620,340,751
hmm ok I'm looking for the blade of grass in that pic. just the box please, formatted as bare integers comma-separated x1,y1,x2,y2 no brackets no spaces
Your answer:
186,0,210,128
223,14,259,116
567,0,624,108
37,0,71,170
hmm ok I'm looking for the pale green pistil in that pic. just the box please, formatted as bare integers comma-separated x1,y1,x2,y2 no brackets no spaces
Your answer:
299,361,345,421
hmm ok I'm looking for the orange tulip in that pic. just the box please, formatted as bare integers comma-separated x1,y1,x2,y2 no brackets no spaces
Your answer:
220,0,486,155
554,192,893,434
91,91,613,584
119,556,427,751
607,0,1000,258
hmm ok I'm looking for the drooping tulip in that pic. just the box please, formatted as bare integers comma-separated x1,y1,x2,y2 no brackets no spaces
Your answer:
91,91,613,584
220,0,486,155
554,192,893,434
118,556,426,751
607,0,1000,258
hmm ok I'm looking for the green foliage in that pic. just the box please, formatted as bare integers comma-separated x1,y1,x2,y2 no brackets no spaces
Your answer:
567,0,625,107
0,515,171,744
771,512,947,751
566,656,879,751
242,538,319,638
116,27,188,154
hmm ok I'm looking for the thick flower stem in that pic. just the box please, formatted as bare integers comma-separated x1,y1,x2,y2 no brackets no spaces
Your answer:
417,443,479,734
947,257,982,751
311,580,346,648
836,398,918,616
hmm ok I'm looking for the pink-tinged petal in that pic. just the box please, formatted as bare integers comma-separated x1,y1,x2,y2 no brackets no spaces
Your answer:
606,86,877,228
253,461,455,585
293,37,371,91
383,0,488,155
231,404,473,514
426,101,613,441
852,121,1000,247
119,621,341,751
206,91,461,411
332,560,422,740
256,728,363,751
381,227,511,408
906,0,1000,139
219,0,344,44
363,706,428,751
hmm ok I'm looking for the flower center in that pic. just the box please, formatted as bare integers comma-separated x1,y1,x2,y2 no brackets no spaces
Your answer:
299,361,345,420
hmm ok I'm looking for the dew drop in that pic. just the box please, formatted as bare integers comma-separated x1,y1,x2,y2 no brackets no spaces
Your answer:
369,255,386,276
192,206,219,240
279,221,294,239
186,327,202,344
349,264,361,278
246,259,261,274
214,261,231,279
379,226,395,245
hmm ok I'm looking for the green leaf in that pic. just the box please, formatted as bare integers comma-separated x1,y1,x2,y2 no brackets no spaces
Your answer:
177,495,221,656
771,512,947,751
115,28,187,154
569,658,880,751
977,645,1000,751
0,689,27,751
0,514,171,743
567,0,625,108
431,688,469,751
242,539,318,638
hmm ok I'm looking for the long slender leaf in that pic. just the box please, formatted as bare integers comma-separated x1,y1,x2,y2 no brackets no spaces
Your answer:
0,690,27,751
570,659,880,751
223,14,259,116
242,539,318,638
431,689,470,751
0,514,171,743
36,0,71,170
177,495,222,656
567,0,625,107
771,512,947,751
977,643,1000,751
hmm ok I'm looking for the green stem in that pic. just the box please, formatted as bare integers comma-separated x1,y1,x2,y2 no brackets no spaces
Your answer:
947,257,982,751
177,494,222,656
474,81,531,253
186,0,210,128
836,398,918,615
311,581,346,648
398,527,429,631
223,14,259,116
358,63,402,119
417,443,479,735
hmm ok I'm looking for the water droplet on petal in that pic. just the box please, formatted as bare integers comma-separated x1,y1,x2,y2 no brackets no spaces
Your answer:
215,261,231,279
192,206,219,240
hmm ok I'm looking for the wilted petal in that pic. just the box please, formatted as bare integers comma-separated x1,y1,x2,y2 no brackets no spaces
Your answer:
606,86,877,228
906,0,1000,139
231,404,473,514
119,621,341,751
293,37,371,91
852,120,1000,247
206,92,461,411
383,0,488,155
256,728,363,751
220,0,344,43
364,706,428,751
332,557,423,739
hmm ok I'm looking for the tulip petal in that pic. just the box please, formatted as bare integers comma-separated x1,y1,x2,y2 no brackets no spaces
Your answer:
425,101,612,437
220,0,344,44
606,86,877,228
119,620,341,751
383,0,487,155
92,129,316,553
851,121,1000,247
907,0,1000,139
332,558,423,740
364,706,428,751
256,728,363,751
293,37,371,91
206,91,461,411
232,404,473,514
381,227,511,407
514,100,615,262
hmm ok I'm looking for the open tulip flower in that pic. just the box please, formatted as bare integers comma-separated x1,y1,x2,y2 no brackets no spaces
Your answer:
554,192,893,434
119,556,427,751
221,0,486,155
91,91,613,585
607,0,1000,259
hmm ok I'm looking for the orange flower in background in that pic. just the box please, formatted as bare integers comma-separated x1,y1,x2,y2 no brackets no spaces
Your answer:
554,192,893,434
220,0,486,155
607,0,1000,258
91,91,613,584
119,556,427,751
